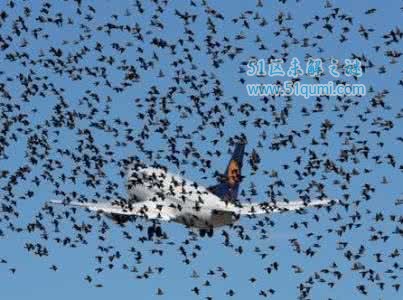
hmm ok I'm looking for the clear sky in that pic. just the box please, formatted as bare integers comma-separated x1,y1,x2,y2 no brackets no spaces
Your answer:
0,0,401,299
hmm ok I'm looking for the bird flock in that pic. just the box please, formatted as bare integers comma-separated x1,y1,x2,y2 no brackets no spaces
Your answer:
0,0,402,299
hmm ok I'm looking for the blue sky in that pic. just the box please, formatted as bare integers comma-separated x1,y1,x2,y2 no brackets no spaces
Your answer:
0,0,401,299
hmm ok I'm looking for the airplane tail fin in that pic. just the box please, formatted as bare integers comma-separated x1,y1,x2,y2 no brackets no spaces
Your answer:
208,140,246,202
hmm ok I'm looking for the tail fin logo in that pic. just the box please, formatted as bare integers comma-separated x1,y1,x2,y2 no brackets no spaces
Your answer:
227,160,240,186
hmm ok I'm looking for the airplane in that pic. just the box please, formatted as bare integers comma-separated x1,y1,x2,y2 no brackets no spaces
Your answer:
50,140,337,238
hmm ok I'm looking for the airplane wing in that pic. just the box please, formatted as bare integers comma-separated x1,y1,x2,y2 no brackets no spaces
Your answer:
224,198,337,216
49,200,176,221
49,197,337,223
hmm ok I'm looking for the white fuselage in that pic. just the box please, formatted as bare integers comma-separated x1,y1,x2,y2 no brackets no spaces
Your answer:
126,167,236,229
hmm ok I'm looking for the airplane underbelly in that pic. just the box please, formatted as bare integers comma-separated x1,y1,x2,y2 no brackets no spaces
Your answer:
210,210,235,227
173,209,235,229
